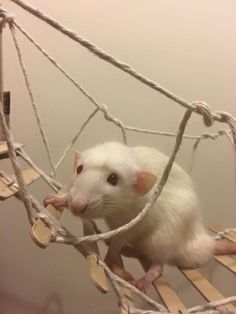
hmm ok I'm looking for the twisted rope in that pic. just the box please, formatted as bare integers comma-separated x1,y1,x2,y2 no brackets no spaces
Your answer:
10,19,234,146
17,148,62,191
0,102,35,224
1,3,236,314
12,20,128,144
52,109,192,246
8,22,57,178
8,0,236,129
54,108,99,171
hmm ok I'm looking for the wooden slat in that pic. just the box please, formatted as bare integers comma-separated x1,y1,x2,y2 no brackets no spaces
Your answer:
83,220,109,294
90,222,133,310
214,255,236,274
0,141,23,158
209,225,236,243
112,258,134,314
0,168,41,200
153,276,188,314
181,269,233,310
140,258,187,313
208,225,236,273
31,197,63,248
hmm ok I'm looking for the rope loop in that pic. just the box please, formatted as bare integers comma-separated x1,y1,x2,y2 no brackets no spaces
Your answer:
216,111,236,147
192,101,213,127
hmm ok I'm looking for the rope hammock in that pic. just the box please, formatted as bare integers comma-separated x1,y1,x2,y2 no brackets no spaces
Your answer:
0,1,236,313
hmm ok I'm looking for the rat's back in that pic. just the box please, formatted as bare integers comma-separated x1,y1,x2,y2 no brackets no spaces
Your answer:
131,145,193,188
79,142,214,267
128,145,214,267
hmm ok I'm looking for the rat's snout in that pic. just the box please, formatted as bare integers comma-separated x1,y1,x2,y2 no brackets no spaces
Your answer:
70,200,88,216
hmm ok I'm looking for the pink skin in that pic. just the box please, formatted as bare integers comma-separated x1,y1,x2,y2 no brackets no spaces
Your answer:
44,192,162,293
43,193,87,215
43,193,68,208
119,245,164,293
70,200,88,216
132,263,163,294
43,146,236,295
42,160,159,294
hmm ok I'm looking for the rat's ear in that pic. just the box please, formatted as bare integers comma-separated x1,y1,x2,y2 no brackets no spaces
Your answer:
133,171,157,196
73,150,81,169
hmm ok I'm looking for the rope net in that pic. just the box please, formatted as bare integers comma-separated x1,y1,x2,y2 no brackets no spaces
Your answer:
0,2,236,313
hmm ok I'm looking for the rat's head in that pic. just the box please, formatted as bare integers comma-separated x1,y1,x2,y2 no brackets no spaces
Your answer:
68,142,156,219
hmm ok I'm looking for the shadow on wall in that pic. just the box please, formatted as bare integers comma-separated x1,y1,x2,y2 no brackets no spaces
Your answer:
0,291,65,314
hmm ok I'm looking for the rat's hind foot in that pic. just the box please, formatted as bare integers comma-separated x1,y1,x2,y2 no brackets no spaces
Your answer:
132,262,163,294
131,277,150,295
43,193,68,208
104,255,135,283
104,251,135,282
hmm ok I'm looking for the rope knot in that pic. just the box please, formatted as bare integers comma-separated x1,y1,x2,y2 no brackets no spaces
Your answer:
0,9,15,28
101,104,112,121
192,101,213,127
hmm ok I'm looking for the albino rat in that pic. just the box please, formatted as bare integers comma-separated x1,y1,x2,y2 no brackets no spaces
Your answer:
44,141,236,293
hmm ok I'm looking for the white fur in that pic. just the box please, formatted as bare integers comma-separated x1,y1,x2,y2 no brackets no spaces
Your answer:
69,142,214,267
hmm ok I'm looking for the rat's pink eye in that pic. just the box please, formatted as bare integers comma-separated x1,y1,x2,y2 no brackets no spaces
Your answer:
76,164,83,175
107,173,119,186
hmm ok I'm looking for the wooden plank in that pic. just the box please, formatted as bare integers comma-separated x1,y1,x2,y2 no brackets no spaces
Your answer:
83,220,109,294
208,225,236,273
153,276,187,314
0,141,23,158
0,167,40,200
111,258,134,314
214,255,236,274
181,269,233,310
31,196,63,248
140,258,187,313
209,225,236,243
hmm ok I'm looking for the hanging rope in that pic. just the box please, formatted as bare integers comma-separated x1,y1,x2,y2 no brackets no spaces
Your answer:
1,4,236,314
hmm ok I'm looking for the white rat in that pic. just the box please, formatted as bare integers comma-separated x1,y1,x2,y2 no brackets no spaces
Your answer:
44,141,236,293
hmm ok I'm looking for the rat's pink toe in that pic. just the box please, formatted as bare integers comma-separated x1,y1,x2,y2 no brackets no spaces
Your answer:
132,278,149,295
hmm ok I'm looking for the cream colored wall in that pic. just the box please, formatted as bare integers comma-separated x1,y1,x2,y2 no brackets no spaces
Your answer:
1,1,236,313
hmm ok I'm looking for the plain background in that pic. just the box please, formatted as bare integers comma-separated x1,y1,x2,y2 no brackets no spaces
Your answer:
1,0,236,313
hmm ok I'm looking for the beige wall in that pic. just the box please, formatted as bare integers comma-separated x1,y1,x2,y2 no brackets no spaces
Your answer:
1,1,236,313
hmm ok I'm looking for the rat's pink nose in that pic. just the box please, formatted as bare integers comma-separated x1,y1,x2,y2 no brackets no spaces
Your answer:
70,201,87,215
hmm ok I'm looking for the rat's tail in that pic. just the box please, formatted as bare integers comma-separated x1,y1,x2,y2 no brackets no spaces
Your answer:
214,241,236,255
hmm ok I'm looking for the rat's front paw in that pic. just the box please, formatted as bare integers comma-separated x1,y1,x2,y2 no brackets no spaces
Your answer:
43,194,68,208
131,278,149,295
